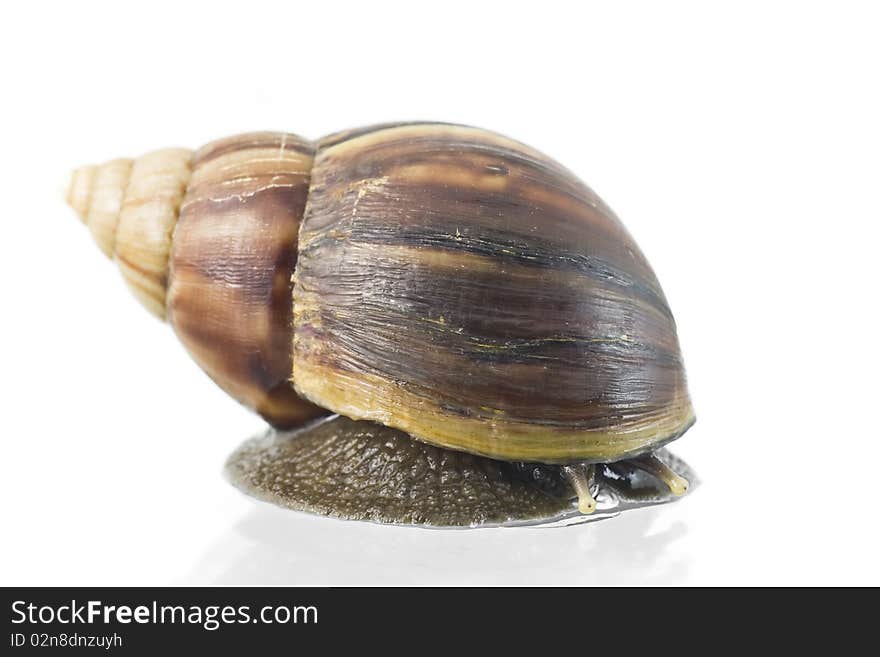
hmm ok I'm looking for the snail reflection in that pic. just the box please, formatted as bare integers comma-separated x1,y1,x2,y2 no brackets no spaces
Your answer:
185,504,691,585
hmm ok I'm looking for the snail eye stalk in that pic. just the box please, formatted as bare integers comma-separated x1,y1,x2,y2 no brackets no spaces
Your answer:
561,464,598,515
629,454,690,496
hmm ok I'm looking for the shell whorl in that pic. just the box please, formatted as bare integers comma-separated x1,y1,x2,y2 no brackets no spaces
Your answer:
166,132,325,428
292,123,694,463
66,133,324,429
67,148,193,319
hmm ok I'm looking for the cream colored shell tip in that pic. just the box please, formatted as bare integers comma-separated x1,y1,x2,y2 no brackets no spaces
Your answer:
66,148,193,319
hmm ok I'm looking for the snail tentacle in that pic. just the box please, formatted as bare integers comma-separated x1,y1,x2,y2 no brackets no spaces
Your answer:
628,453,690,496
561,463,598,514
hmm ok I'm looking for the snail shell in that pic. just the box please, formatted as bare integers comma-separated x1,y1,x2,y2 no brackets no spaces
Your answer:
67,123,694,463
294,124,693,463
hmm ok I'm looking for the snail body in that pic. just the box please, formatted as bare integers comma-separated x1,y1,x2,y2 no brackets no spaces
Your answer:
68,123,695,526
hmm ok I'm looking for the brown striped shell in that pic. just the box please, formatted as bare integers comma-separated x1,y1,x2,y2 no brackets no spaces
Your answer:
66,123,694,462
68,133,325,428
167,133,324,428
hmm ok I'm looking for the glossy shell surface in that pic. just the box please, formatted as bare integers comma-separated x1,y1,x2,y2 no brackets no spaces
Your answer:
68,123,694,463
293,123,693,463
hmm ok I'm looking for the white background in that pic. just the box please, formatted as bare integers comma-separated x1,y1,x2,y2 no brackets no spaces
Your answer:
1,1,878,585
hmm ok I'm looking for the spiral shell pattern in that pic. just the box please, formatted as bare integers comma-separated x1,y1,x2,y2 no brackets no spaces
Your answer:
67,149,192,318
66,124,694,460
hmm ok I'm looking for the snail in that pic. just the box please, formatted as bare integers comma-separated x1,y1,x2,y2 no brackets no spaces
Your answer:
66,123,696,527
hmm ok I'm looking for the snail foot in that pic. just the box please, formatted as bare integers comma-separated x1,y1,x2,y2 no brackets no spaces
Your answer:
226,416,698,528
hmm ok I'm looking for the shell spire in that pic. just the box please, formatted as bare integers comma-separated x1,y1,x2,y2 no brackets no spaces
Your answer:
65,132,325,430
66,148,193,319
